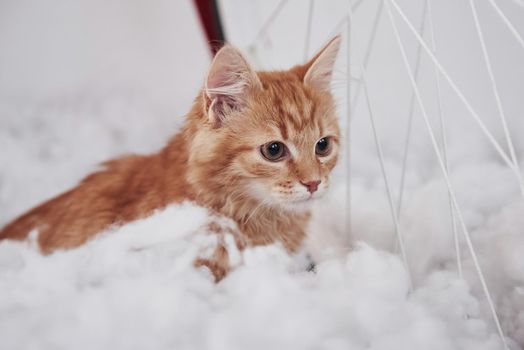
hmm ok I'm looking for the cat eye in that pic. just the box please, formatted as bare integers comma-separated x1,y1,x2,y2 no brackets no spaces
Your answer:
261,141,287,161
315,137,332,156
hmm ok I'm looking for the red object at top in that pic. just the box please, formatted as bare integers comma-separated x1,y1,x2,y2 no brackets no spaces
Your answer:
193,0,226,56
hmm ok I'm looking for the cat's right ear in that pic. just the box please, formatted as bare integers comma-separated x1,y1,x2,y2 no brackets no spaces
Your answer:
204,45,261,128
303,35,341,92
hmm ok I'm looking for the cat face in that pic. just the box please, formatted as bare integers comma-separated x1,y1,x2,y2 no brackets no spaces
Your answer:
191,36,341,212
225,74,340,210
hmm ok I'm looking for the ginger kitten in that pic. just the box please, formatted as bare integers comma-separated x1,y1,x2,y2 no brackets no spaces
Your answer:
0,36,342,281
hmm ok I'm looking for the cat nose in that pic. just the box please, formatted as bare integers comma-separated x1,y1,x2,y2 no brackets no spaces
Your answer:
300,180,321,193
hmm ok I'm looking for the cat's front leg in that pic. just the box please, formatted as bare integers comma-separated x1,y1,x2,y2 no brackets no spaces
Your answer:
193,214,247,282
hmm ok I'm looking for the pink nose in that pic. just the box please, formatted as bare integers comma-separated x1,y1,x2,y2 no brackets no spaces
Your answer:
300,180,321,193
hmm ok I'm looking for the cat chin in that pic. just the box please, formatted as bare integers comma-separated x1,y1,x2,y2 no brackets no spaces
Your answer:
275,196,319,213
284,202,314,213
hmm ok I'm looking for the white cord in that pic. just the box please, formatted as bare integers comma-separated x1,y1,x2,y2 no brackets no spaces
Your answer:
396,0,428,217
350,0,385,115
426,0,462,278
345,1,352,238
388,0,521,190
487,0,524,49
386,1,508,347
468,0,524,196
249,0,290,48
348,2,413,291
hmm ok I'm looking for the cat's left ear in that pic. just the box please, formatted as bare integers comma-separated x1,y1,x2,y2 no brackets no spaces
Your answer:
204,44,261,127
303,35,342,91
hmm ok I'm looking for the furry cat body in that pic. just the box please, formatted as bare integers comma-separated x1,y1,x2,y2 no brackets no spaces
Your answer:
0,37,342,280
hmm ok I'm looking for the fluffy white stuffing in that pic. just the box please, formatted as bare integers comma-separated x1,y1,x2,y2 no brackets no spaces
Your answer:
0,215,506,350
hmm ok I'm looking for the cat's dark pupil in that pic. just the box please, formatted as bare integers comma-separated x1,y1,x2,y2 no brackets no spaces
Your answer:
268,143,281,156
317,138,328,151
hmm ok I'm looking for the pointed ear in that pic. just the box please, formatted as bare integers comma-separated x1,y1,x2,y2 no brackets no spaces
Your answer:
303,35,342,91
204,44,261,127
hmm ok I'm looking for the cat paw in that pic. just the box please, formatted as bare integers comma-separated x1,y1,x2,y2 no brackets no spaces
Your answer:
194,244,230,282
193,214,246,282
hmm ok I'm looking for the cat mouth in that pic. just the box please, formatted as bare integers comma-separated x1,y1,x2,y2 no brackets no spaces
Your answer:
269,189,325,208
